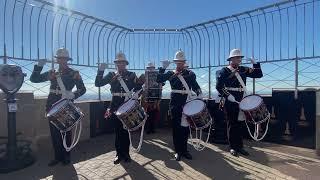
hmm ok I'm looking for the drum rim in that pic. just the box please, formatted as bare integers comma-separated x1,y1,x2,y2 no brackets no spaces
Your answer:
47,105,67,117
49,104,83,118
239,94,264,111
47,98,70,117
183,99,206,116
116,99,140,116
246,112,270,124
47,100,81,118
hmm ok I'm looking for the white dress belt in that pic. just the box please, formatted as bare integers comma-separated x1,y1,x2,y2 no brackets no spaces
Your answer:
171,90,189,94
49,89,72,95
226,87,245,92
112,92,131,97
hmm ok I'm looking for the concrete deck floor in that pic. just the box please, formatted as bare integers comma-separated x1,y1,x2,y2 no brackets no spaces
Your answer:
1,129,320,180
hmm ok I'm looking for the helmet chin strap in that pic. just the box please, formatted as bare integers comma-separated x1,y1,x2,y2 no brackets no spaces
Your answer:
230,63,239,69
58,63,68,71
116,65,126,73
176,65,185,72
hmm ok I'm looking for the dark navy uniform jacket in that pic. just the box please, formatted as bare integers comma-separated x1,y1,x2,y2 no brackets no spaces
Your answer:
216,63,263,102
157,68,202,107
30,65,86,112
95,70,142,112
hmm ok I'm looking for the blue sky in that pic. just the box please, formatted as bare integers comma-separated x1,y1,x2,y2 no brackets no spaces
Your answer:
47,0,280,28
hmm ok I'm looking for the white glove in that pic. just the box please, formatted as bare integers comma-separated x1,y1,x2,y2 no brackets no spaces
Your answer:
98,63,108,71
162,60,170,69
63,91,75,100
38,59,46,67
227,94,236,103
238,110,246,121
250,57,257,64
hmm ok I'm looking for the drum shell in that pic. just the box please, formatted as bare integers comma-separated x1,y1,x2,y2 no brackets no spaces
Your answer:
116,100,146,131
183,100,212,130
47,100,84,132
240,95,270,124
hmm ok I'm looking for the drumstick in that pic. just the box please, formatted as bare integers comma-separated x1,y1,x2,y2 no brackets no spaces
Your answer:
96,62,116,69
51,57,54,70
160,60,173,64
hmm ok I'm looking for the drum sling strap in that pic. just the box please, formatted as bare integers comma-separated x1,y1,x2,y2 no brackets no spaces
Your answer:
227,66,247,121
227,66,269,141
177,74,212,151
177,74,192,99
116,72,132,101
126,110,147,153
116,72,146,153
55,73,82,152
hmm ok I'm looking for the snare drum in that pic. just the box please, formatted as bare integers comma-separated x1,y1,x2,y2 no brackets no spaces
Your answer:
116,99,146,131
183,99,212,129
47,99,84,132
239,95,270,124
239,95,270,141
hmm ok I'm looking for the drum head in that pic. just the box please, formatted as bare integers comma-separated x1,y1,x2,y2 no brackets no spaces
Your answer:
183,99,205,116
116,99,136,115
47,99,68,117
239,95,262,111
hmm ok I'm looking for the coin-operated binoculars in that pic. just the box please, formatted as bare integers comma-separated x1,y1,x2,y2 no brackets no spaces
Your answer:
0,64,35,173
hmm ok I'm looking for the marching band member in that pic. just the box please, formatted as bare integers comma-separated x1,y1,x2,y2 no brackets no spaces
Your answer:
139,62,163,134
30,48,86,166
95,52,142,164
216,49,263,157
157,50,202,161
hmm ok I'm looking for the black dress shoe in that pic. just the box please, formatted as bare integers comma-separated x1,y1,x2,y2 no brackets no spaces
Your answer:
182,152,193,160
238,149,249,156
123,154,132,163
230,149,238,157
48,160,60,167
114,156,123,164
124,158,131,163
174,153,181,161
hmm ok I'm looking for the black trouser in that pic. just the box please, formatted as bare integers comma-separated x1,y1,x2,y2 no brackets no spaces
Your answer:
112,113,130,158
170,106,190,154
224,101,245,150
48,118,71,162
146,109,157,132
